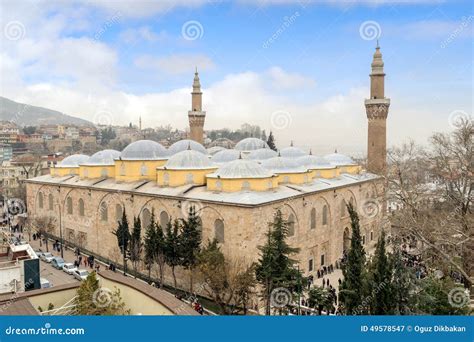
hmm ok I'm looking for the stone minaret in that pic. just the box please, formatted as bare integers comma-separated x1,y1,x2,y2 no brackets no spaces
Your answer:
365,42,390,174
188,68,206,144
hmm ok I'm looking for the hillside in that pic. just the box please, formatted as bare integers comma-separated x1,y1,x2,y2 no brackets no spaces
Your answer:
0,96,93,126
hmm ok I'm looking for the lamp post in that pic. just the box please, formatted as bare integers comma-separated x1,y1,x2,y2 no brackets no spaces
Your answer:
57,187,64,258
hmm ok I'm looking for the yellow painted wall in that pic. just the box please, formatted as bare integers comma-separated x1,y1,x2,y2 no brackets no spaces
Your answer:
309,167,340,179
156,168,217,187
79,165,115,179
115,160,167,182
50,167,79,177
207,176,278,192
338,165,361,174
28,287,78,312
275,171,312,185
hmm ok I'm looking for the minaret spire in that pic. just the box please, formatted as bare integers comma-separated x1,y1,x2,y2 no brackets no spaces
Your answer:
188,68,206,144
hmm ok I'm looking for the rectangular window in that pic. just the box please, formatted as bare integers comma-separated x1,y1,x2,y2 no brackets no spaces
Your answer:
308,259,313,272
320,254,325,266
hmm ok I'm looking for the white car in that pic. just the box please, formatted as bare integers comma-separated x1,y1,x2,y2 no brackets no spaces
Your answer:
62,263,77,275
73,269,89,281
40,277,52,289
41,252,54,263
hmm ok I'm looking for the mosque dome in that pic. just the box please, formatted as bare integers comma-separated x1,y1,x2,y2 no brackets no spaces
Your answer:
247,148,278,161
213,159,273,179
211,149,241,163
58,154,89,167
168,139,207,155
164,150,216,170
209,138,235,149
324,152,356,166
207,146,226,156
261,156,307,173
297,154,333,169
235,138,269,151
120,140,167,160
84,150,120,165
280,146,306,158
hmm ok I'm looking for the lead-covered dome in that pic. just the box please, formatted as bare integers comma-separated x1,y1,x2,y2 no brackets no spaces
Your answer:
120,140,167,160
58,154,89,167
247,148,278,161
84,150,120,165
324,152,356,166
280,146,306,158
207,146,226,156
164,150,216,170
211,149,241,164
297,155,333,169
235,138,268,151
212,159,273,179
168,139,207,155
262,156,307,173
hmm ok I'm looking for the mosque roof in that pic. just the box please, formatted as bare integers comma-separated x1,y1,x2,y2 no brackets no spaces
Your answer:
324,152,356,166
120,140,167,160
57,154,89,167
211,149,241,163
296,155,334,169
162,150,216,170
261,156,308,174
168,139,207,155
235,138,269,151
82,150,120,166
247,148,278,161
209,158,273,179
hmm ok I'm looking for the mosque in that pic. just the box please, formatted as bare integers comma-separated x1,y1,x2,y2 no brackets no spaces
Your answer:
26,45,389,289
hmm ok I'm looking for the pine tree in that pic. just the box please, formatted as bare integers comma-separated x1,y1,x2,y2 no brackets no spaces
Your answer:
390,246,415,314
164,219,181,289
113,210,131,275
369,231,394,314
267,131,277,151
130,216,143,276
261,129,267,142
339,202,366,314
144,211,157,278
255,210,302,315
179,205,202,293
155,223,166,287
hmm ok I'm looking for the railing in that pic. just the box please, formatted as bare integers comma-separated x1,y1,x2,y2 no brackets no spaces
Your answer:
40,295,78,316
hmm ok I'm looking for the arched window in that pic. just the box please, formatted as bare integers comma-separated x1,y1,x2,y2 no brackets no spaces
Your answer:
66,197,73,215
101,168,108,178
140,163,148,176
100,202,108,222
142,208,151,230
288,214,295,236
310,208,316,230
349,197,355,207
186,173,194,184
283,176,290,184
266,180,273,190
84,169,88,178
322,205,328,225
120,163,126,176
215,180,222,191
242,181,250,190
340,199,346,217
163,172,170,186
38,192,43,209
48,194,53,211
160,211,169,227
78,198,85,216
214,219,224,243
115,204,123,221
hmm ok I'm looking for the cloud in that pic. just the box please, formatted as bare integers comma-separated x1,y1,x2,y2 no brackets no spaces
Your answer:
386,17,474,40
119,26,169,44
134,54,215,74
266,66,316,90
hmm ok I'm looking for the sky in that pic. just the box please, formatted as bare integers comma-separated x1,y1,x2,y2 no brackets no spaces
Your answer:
0,0,472,155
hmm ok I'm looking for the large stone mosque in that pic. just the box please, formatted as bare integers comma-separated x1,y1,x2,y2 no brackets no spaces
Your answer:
26,46,390,288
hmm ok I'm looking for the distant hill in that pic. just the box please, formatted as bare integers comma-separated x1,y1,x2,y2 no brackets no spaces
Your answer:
0,96,93,126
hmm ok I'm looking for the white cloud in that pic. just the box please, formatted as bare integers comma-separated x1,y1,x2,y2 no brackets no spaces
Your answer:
119,26,169,43
266,66,316,90
134,54,215,74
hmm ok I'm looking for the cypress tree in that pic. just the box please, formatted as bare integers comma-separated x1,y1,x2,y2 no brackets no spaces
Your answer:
180,205,202,293
113,210,131,275
339,203,366,314
130,216,142,276
144,210,157,278
164,219,181,289
155,223,166,287
267,131,277,151
370,231,394,314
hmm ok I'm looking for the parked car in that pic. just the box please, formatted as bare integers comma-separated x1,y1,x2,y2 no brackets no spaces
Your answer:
51,257,65,270
62,263,77,275
35,250,44,258
40,252,54,263
40,278,52,289
73,269,89,281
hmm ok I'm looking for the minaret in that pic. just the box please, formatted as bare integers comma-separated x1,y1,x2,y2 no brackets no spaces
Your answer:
365,42,390,174
139,116,142,131
188,67,206,144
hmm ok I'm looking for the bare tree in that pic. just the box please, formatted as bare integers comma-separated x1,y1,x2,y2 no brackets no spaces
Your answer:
387,118,473,288
33,216,55,252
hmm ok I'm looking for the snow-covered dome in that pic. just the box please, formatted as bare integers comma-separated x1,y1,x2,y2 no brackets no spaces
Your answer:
211,149,241,163
212,159,273,179
261,156,307,173
168,139,207,155
120,140,167,160
247,148,278,161
58,154,89,167
207,146,226,156
235,138,268,151
280,146,306,158
164,150,216,170
297,155,333,169
209,138,235,149
324,152,356,166
84,150,120,165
